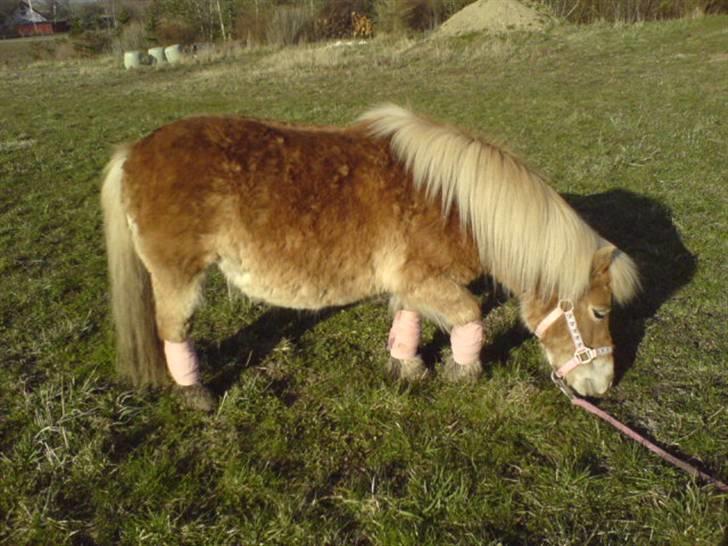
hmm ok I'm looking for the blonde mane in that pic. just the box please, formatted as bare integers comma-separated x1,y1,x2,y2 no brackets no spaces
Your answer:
359,104,611,301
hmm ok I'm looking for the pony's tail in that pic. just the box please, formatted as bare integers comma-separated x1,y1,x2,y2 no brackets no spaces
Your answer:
101,146,168,386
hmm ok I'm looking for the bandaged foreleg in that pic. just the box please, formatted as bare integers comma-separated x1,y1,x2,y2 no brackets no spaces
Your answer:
164,340,200,386
450,321,484,365
387,310,421,360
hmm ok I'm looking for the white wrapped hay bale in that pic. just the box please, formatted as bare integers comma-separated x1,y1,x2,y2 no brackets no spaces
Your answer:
148,47,166,65
164,44,182,64
123,51,141,69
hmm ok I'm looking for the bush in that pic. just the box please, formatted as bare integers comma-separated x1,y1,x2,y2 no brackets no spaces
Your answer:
147,0,224,42
315,0,375,39
234,4,270,46
537,0,728,23
401,0,438,31
114,20,150,53
116,1,146,25
72,31,113,56
353,12,376,38
28,36,91,62
265,6,312,46
375,0,475,34
29,39,59,61
69,4,111,34
155,17,198,45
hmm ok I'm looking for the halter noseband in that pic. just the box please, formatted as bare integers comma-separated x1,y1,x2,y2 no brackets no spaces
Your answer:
534,300,613,379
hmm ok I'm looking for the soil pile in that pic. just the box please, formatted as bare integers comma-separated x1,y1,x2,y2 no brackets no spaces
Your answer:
436,0,552,36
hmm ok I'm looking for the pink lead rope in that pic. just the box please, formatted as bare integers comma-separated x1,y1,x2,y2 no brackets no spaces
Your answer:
536,300,727,492
552,374,728,493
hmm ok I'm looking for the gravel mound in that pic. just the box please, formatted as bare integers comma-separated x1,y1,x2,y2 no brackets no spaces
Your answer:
436,0,552,36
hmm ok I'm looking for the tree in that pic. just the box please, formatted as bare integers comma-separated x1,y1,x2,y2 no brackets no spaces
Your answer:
149,0,239,42
0,0,18,25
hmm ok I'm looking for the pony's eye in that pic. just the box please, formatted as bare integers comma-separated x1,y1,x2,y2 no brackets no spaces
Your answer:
592,308,609,320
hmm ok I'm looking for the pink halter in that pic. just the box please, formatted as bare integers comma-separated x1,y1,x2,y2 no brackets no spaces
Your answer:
534,300,613,379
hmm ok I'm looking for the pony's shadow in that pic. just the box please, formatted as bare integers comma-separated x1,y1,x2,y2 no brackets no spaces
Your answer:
201,306,341,396
564,189,696,382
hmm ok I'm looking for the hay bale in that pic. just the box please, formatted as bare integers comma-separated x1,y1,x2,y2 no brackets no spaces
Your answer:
164,44,182,64
123,51,141,69
148,47,166,64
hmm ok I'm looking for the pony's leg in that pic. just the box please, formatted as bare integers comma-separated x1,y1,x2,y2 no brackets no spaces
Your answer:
148,268,216,411
398,279,484,383
446,321,484,383
386,307,427,381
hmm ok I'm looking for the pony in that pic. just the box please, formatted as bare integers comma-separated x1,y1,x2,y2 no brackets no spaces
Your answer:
101,105,640,410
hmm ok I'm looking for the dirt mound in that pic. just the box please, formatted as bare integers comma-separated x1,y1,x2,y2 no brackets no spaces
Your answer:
436,0,551,36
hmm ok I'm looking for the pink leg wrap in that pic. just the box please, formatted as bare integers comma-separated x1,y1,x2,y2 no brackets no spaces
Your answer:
451,321,484,365
164,340,200,386
387,310,421,360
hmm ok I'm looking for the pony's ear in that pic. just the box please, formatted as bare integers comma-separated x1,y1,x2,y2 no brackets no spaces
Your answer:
591,245,615,281
591,244,640,304
609,249,640,305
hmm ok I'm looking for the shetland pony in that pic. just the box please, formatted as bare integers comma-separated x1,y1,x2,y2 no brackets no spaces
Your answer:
101,105,639,410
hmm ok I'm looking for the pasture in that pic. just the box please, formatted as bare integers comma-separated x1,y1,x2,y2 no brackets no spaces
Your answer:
1,16,727,545
0,35,68,66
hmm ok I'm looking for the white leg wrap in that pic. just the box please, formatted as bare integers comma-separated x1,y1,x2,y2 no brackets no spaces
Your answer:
451,321,484,365
164,340,200,386
387,310,421,360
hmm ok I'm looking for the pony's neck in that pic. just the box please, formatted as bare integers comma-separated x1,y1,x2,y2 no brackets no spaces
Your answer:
359,104,601,302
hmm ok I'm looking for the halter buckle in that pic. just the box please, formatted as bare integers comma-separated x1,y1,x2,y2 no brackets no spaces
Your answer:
575,347,596,364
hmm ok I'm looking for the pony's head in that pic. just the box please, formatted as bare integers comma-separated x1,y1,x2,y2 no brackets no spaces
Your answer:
524,245,640,397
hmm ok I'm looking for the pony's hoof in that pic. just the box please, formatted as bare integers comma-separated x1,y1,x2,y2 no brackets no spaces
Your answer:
387,355,428,382
442,354,482,383
175,383,217,412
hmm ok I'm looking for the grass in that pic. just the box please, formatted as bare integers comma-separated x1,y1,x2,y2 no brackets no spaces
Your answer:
0,35,72,66
1,16,727,545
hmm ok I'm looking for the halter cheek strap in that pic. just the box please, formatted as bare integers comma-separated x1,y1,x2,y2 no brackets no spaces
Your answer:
534,300,613,379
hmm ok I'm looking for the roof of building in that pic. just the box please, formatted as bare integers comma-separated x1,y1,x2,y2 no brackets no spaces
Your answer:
11,2,49,25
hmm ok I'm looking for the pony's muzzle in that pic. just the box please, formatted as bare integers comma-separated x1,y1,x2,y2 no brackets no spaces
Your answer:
565,356,614,397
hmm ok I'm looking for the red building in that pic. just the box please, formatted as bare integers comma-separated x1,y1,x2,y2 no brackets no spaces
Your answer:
16,21,54,37
7,1,58,37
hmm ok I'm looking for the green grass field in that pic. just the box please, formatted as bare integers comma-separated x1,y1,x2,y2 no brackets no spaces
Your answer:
1,16,727,545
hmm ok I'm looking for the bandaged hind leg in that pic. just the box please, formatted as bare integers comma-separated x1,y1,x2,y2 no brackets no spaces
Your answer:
163,340,216,411
443,321,484,382
387,310,427,380
164,340,200,386
145,269,214,410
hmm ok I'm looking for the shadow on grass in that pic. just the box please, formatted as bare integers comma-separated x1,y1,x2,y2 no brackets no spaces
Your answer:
566,189,696,383
203,189,695,393
201,307,341,396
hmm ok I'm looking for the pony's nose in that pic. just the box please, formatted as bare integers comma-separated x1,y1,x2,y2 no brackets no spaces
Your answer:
573,378,593,396
572,376,610,397
568,356,614,397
